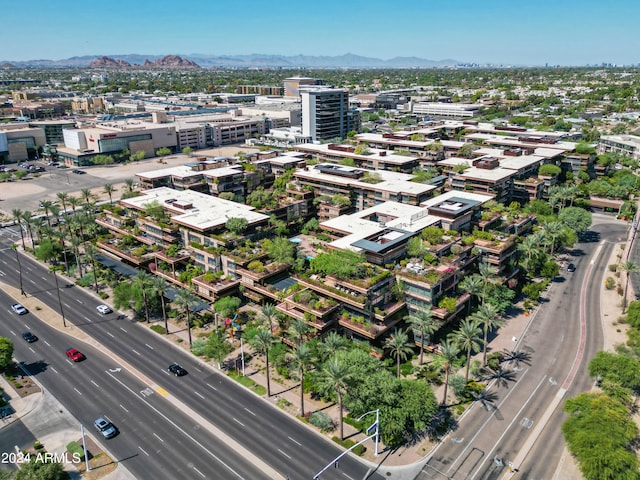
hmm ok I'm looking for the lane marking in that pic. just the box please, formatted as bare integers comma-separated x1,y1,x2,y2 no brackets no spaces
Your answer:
145,343,154,350
106,332,115,338
138,446,149,456
64,303,71,309
91,380,100,388
153,432,164,443
156,387,169,397
194,391,205,400
233,418,244,427
51,367,59,374
74,387,82,395
244,408,256,416
29,347,35,353
44,341,51,347
120,404,129,413
75,299,83,304
120,327,127,333
105,371,246,478
288,436,301,446
131,349,141,356
278,449,291,459
84,316,92,323
193,467,206,478
9,330,16,336
206,383,217,391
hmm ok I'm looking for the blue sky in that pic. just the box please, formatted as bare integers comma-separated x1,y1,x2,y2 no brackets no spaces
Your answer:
3,0,639,66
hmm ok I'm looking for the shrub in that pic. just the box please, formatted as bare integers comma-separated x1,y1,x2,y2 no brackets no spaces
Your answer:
332,437,366,456
309,411,334,432
609,264,618,272
66,441,84,459
605,277,616,290
150,325,167,334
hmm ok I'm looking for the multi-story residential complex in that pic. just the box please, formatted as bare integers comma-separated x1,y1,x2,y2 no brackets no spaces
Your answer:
293,163,437,220
598,134,640,161
294,143,420,173
301,88,350,142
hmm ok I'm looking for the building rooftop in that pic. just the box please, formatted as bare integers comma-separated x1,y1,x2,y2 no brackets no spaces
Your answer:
420,189,494,208
119,187,268,232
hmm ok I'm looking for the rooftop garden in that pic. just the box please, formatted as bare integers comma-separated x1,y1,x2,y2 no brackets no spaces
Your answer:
309,250,389,286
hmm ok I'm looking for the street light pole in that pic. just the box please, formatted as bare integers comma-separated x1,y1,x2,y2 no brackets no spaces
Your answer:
51,268,67,328
356,408,380,456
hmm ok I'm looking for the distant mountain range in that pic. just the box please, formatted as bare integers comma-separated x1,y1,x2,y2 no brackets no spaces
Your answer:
1,53,459,68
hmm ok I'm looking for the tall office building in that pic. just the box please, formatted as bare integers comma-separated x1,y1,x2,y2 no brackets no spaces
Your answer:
301,88,349,142
283,76,325,97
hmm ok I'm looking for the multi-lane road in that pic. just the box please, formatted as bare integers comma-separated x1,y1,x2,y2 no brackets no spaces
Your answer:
414,219,627,479
0,217,629,479
0,231,385,480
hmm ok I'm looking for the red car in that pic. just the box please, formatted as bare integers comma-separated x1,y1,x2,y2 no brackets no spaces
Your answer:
65,348,85,362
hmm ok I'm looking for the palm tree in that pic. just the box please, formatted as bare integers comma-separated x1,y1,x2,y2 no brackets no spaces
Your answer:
21,210,34,248
134,270,154,323
49,204,61,232
70,235,83,277
439,340,461,406
407,308,438,365
620,261,640,313
68,195,81,213
31,217,44,245
11,243,24,296
249,327,275,397
174,289,199,347
287,343,314,417
287,318,311,346
453,318,483,382
478,263,498,305
260,303,277,333
384,328,413,378
124,178,135,193
103,183,116,205
39,200,53,229
459,275,483,308
11,208,25,248
518,233,543,273
318,331,349,362
151,276,170,334
80,188,94,207
543,221,564,256
56,192,69,214
471,303,502,366
84,244,100,292
317,358,351,440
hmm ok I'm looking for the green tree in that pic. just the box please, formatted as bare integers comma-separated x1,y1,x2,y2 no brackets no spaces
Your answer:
191,330,232,367
470,303,502,366
318,331,348,362
439,340,461,406
542,221,565,256
264,237,295,265
558,207,592,236
384,329,413,378
103,183,116,204
452,318,483,381
13,457,70,480
249,327,275,397
182,146,193,156
225,217,248,235
407,308,437,365
316,358,352,440
156,147,171,157
150,276,170,333
0,337,14,371
174,289,200,347
287,342,314,417
287,318,311,346
619,261,640,313
134,270,154,323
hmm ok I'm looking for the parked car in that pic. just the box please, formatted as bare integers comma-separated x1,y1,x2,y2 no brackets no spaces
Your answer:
22,332,38,343
94,417,117,439
11,303,28,315
168,363,187,376
72,169,86,174
96,304,113,315
567,263,576,272
65,348,85,362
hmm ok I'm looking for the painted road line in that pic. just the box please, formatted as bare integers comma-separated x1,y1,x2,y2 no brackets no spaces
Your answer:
120,327,127,333
156,387,169,396
153,432,164,443
288,436,301,446
145,343,154,350
120,404,129,413
233,418,244,427
106,332,115,338
244,408,256,416
194,391,205,400
206,383,217,391
138,446,149,456
91,380,100,388
74,387,82,395
131,349,141,356
278,449,291,459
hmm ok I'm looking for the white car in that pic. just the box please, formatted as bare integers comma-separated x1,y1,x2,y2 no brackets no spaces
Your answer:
96,304,113,315
11,303,28,315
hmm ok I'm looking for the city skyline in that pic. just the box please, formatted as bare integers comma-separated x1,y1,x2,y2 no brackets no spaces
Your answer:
3,0,640,66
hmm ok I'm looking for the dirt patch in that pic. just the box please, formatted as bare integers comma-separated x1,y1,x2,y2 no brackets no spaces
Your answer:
73,435,118,480
4,364,42,398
